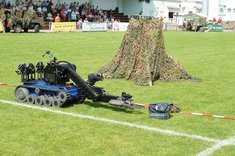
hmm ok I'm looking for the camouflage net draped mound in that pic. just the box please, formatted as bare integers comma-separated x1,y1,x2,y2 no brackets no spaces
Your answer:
224,21,235,31
99,18,199,86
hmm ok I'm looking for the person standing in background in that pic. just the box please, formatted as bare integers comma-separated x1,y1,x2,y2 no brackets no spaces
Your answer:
55,13,60,22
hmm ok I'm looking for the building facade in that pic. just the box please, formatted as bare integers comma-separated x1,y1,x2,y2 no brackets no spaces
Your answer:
202,0,235,21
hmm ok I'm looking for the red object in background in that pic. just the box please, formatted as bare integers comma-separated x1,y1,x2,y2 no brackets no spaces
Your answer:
218,17,222,24
212,17,217,23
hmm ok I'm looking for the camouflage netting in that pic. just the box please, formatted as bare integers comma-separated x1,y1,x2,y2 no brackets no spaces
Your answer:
99,17,199,86
224,21,235,31
13,10,37,26
0,8,6,21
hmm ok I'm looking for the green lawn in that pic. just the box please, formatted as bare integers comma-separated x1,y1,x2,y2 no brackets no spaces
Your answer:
0,31,235,155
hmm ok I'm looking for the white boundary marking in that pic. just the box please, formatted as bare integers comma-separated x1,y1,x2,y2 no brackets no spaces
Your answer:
197,136,235,156
0,99,222,143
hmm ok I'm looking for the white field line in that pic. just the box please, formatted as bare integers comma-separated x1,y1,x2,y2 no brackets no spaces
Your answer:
0,99,221,143
197,136,235,156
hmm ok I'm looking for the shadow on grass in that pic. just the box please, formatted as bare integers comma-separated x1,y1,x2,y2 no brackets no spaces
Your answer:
63,100,144,114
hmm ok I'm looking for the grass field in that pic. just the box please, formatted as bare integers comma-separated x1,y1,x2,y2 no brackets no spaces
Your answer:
0,31,235,155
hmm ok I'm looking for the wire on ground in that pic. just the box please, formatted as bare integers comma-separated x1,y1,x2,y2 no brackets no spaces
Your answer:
0,82,18,87
181,112,235,121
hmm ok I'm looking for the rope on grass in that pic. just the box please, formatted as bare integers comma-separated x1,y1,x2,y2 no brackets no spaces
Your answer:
0,82,18,87
181,112,235,121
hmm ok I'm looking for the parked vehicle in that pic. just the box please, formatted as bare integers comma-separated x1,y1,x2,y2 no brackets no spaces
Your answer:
2,9,44,33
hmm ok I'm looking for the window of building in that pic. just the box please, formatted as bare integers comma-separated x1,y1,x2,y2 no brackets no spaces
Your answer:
227,8,231,13
168,12,174,18
220,8,224,13
219,7,225,16
233,8,235,13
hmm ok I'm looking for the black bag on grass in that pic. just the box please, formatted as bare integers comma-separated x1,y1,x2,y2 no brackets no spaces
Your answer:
149,103,172,120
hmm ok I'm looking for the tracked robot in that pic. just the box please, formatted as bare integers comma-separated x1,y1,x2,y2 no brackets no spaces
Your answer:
15,51,180,119
15,51,146,108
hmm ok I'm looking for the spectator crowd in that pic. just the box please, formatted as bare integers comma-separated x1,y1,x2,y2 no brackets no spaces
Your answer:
0,0,121,25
